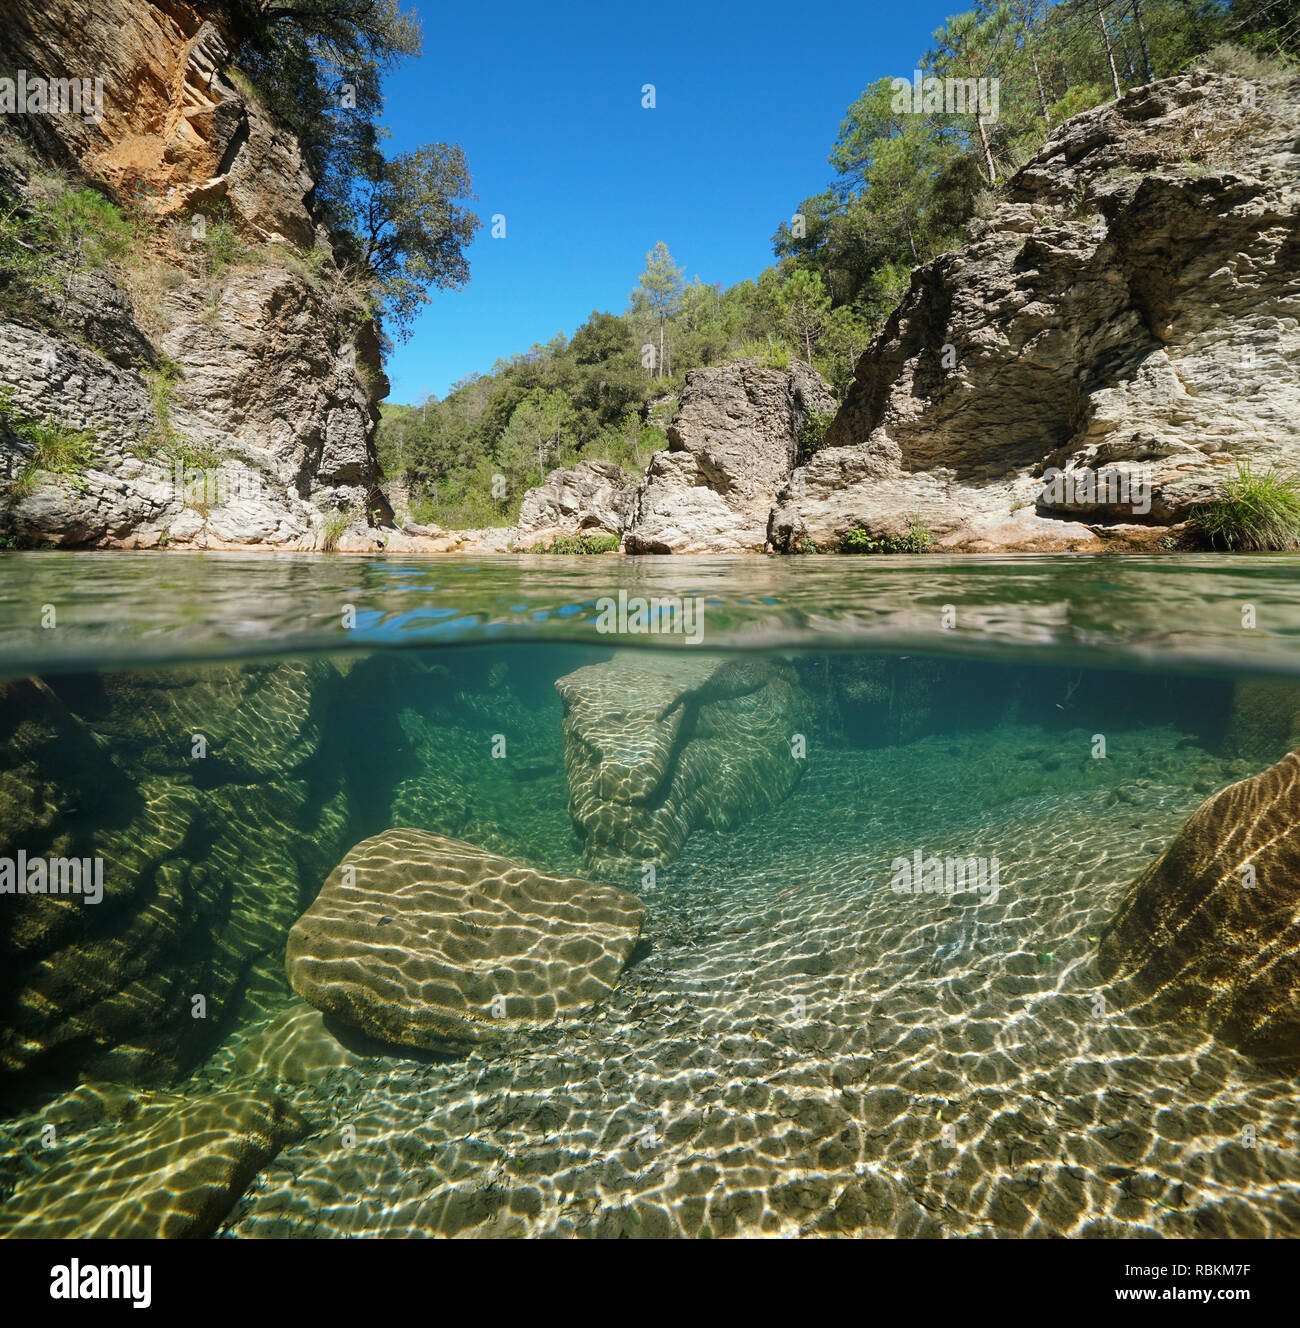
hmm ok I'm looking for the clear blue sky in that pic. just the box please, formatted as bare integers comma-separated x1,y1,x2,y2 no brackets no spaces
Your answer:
380,0,960,404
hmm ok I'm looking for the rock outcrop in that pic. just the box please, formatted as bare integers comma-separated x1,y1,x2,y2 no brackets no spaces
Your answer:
623,360,836,553
771,68,1300,553
0,661,352,1086
516,459,635,546
286,829,646,1050
555,653,810,871
0,0,390,549
0,1082,308,1238
1097,748,1300,1062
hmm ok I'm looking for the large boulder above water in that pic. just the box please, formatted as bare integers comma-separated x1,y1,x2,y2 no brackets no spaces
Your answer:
771,69,1300,553
623,359,836,553
555,653,811,871
286,829,646,1050
515,459,636,546
1097,749,1300,1063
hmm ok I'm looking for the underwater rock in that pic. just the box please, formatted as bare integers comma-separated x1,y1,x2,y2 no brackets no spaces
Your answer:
555,653,810,871
205,998,431,1084
1097,748,1300,1062
84,659,338,779
286,829,645,1050
1222,678,1300,763
0,662,352,1088
0,1084,308,1238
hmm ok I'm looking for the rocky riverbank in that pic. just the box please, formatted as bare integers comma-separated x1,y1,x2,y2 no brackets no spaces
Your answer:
517,67,1300,557
1,16,1296,556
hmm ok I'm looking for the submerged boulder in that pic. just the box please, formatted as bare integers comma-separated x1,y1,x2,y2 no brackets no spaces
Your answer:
623,359,836,553
555,653,810,871
0,1084,307,1238
1097,749,1300,1062
0,662,351,1089
286,829,645,1050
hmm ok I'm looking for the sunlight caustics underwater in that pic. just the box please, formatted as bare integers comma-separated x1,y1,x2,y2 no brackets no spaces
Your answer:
1,553,1299,1238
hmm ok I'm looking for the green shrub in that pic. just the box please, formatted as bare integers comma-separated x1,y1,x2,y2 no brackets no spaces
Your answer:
798,407,835,463
537,531,621,555
1188,462,1300,551
187,204,248,281
733,337,793,370
0,202,57,313
839,522,933,554
141,358,185,455
49,188,132,268
1,388,97,497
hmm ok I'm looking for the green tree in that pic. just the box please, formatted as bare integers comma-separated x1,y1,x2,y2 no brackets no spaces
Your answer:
777,270,831,363
633,241,684,379
225,0,422,224
225,2,479,341
358,144,481,336
497,388,578,487
927,9,1012,186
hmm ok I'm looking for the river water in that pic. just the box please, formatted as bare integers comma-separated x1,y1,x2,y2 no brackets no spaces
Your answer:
0,552,1297,1237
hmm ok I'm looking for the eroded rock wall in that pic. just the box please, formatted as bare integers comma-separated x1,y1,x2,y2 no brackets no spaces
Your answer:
773,69,1300,553
0,0,389,549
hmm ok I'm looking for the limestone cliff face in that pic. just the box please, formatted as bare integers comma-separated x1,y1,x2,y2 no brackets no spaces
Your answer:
621,359,836,554
771,69,1300,553
0,0,390,549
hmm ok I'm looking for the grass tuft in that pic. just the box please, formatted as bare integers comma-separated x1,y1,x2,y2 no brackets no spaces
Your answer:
532,531,621,555
1189,462,1300,551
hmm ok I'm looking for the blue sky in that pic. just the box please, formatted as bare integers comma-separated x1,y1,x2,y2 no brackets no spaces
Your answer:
380,0,960,404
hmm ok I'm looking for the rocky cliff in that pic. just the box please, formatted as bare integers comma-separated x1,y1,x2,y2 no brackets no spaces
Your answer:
0,0,393,549
773,67,1300,553
623,359,837,553
512,66,1300,557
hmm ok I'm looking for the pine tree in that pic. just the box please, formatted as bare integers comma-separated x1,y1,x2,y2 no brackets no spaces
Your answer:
634,242,685,380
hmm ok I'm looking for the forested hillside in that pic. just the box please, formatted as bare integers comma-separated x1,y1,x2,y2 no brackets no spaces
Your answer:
380,0,1297,530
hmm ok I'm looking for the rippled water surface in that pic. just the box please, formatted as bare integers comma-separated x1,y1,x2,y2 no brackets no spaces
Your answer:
1,552,1298,1239
2,551,1300,675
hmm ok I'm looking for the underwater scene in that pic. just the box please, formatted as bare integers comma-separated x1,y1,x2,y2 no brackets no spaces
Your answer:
1,553,1299,1241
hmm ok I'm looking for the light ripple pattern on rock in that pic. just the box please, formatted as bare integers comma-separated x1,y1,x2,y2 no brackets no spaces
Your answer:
286,829,646,1049
556,652,811,871
1098,748,1300,1062
0,1084,307,1239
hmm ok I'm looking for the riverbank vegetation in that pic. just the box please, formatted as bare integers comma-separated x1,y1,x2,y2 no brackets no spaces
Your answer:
379,0,1296,530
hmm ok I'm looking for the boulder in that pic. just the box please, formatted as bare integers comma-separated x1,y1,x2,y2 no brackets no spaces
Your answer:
1097,749,1300,1062
623,359,836,553
0,1084,308,1238
773,70,1300,552
286,829,646,1049
516,459,635,545
555,652,811,871
0,662,351,1088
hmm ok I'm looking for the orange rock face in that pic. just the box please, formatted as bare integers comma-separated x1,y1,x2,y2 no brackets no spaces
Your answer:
3,0,314,243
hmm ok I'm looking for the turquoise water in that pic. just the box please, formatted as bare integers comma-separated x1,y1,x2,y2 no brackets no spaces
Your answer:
1,553,1298,1238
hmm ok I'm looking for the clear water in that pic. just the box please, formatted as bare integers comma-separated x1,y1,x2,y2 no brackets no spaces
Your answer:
1,552,1298,1238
